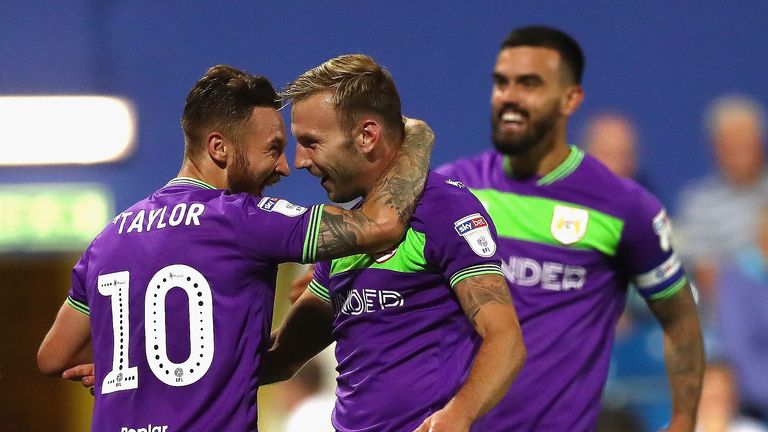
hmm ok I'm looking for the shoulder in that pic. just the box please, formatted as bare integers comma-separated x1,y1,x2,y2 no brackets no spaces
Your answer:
435,151,501,179
417,171,487,215
412,171,493,232
576,154,662,215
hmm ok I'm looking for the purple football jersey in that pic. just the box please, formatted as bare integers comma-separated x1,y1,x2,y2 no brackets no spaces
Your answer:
66,177,323,432
437,147,686,432
306,172,505,432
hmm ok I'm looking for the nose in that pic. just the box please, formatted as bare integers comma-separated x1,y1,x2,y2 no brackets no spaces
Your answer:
294,144,312,170
276,152,290,177
498,83,518,104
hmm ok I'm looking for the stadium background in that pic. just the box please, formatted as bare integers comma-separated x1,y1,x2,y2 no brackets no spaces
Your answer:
1,1,766,431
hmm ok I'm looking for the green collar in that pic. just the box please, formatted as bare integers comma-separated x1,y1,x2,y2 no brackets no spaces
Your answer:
166,177,216,190
503,145,584,186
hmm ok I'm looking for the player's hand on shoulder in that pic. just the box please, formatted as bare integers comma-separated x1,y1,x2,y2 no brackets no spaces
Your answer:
413,407,472,432
402,116,435,150
62,363,96,396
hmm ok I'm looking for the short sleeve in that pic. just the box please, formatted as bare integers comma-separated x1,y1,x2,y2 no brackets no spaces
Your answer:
619,188,687,300
307,261,331,303
66,247,91,316
239,196,324,264
422,188,504,288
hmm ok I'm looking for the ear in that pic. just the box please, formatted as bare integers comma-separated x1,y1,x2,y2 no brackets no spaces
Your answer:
205,131,228,166
561,85,584,116
358,119,381,155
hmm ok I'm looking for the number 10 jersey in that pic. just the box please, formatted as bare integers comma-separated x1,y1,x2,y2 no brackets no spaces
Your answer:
66,177,323,432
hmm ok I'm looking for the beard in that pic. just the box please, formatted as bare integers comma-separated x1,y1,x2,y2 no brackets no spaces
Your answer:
227,145,264,196
491,102,559,156
323,135,361,203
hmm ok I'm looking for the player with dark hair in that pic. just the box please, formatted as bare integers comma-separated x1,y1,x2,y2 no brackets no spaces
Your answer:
437,26,704,431
37,64,434,432
261,54,526,432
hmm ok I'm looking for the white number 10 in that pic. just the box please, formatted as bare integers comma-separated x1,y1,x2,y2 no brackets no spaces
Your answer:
98,264,214,394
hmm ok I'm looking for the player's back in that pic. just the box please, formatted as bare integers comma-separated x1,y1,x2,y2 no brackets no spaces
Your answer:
70,178,312,431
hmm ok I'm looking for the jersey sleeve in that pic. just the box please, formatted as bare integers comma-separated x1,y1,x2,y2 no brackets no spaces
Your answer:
423,188,504,288
66,247,91,316
239,196,324,264
619,188,687,300
306,261,332,303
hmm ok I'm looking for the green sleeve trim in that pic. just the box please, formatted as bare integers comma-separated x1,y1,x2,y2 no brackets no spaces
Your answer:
66,295,90,316
449,264,504,288
648,277,688,301
302,205,324,263
307,279,331,303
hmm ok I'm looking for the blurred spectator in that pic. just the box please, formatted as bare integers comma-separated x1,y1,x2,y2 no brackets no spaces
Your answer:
596,406,645,432
697,363,767,432
583,112,640,180
276,352,336,432
585,112,671,430
715,207,768,429
676,95,768,299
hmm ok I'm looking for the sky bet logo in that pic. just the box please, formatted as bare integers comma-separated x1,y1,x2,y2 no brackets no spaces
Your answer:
258,197,279,211
454,215,488,235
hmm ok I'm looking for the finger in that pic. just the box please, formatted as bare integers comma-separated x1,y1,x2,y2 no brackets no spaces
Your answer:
89,386,95,397
82,375,96,387
61,363,94,380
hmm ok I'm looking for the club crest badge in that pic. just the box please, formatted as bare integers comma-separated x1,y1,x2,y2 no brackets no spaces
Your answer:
550,205,589,245
374,247,398,263
454,213,496,257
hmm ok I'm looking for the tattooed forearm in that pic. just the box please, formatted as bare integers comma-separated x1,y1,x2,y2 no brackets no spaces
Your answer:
648,284,704,430
316,209,379,260
455,274,513,327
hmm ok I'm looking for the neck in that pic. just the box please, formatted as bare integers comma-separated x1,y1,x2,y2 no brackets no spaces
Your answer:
359,137,400,199
506,122,571,178
177,156,227,190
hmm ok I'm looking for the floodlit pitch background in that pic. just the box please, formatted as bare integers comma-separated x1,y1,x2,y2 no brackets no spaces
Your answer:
1,1,766,431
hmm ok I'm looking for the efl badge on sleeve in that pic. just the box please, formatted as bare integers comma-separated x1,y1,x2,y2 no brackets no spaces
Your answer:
454,213,496,257
257,197,308,217
550,205,589,245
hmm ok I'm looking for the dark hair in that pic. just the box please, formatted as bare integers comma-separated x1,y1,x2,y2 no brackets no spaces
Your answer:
281,54,404,139
181,65,279,156
501,26,585,84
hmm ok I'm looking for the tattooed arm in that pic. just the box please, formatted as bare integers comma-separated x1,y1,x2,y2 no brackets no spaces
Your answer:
315,117,433,261
647,283,704,432
415,274,525,432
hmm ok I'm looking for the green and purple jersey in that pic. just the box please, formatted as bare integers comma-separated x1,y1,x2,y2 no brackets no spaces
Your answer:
308,172,504,432
438,147,686,432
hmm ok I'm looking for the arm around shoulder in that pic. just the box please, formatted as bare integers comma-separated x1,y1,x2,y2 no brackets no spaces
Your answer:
314,118,434,261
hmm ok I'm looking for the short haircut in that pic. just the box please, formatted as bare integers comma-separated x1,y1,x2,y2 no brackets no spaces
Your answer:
501,25,585,84
181,65,279,156
705,94,766,139
281,54,404,139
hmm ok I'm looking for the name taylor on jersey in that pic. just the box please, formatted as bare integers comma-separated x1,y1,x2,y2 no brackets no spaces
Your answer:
112,202,205,234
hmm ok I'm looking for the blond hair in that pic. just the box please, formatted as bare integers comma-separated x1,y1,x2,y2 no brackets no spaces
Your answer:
281,54,404,138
